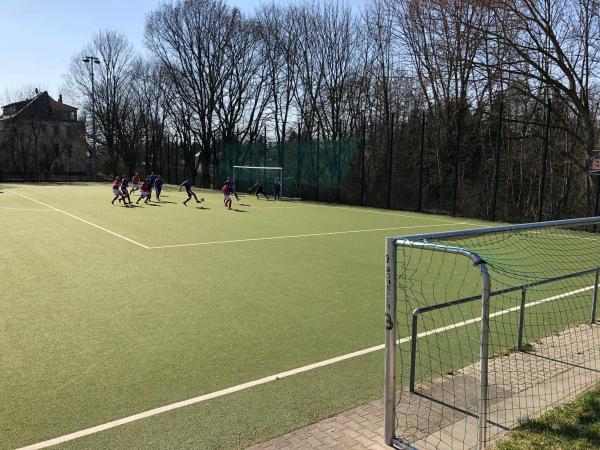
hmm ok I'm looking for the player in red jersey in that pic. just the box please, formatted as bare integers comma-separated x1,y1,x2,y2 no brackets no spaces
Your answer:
111,176,126,204
136,177,152,204
222,183,232,209
130,173,142,195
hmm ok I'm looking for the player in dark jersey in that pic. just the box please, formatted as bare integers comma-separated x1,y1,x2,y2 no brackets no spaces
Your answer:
273,178,282,201
251,180,269,200
180,180,203,206
226,177,239,201
155,175,164,201
148,173,157,201
120,175,132,204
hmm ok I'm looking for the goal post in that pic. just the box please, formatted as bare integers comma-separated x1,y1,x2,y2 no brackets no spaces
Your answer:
233,165,282,197
232,165,300,200
385,217,600,449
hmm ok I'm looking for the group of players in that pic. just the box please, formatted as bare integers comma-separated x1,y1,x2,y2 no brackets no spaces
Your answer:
111,173,164,205
112,174,282,209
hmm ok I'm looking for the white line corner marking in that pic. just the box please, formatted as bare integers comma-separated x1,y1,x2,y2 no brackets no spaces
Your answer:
11,190,150,249
18,284,592,449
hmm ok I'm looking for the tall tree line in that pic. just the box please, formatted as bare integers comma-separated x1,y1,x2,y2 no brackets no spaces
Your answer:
63,0,600,221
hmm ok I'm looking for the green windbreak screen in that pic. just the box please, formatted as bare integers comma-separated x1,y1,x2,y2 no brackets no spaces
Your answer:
220,140,359,197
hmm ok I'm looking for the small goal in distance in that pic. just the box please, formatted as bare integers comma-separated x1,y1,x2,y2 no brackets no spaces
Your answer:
232,165,300,200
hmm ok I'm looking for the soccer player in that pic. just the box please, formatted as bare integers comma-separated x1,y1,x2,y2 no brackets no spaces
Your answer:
120,175,132,204
155,175,164,201
136,177,151,204
226,177,239,201
273,178,282,201
148,172,157,201
130,173,141,195
111,176,126,204
251,180,269,200
222,183,232,209
180,180,202,205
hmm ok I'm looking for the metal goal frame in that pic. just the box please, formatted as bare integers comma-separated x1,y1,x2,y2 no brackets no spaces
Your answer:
384,216,600,449
232,165,283,198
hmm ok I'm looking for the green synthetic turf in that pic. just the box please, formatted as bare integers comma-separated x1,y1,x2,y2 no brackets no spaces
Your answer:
0,183,488,449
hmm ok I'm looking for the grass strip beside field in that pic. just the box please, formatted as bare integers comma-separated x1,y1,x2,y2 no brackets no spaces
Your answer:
496,385,600,450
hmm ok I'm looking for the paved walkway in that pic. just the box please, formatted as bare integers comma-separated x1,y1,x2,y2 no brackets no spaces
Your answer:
249,323,600,449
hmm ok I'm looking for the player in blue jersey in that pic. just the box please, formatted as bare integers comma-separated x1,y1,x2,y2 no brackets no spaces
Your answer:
120,175,132,204
154,175,164,201
180,180,203,206
146,173,157,201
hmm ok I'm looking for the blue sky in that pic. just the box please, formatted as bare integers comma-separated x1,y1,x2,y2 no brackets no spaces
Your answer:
0,0,368,105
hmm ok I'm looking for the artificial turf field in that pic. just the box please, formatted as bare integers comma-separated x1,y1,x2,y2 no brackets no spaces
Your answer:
0,182,529,449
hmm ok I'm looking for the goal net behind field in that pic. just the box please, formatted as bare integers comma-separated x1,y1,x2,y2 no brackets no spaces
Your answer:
385,217,600,449
233,166,290,198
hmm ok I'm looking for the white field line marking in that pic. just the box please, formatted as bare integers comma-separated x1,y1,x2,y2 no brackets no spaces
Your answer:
204,197,467,223
18,284,593,450
547,232,600,243
11,191,149,249
0,206,55,212
149,222,468,249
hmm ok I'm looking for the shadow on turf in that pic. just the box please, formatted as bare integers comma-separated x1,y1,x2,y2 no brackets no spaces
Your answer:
230,208,247,213
196,206,210,210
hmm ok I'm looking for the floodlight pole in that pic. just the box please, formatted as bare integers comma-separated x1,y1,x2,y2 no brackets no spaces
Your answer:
83,56,100,181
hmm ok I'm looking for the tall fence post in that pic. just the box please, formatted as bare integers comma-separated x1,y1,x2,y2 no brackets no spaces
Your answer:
418,112,425,212
336,120,341,203
264,125,268,185
591,268,599,323
297,123,301,196
384,237,398,445
477,262,491,450
594,179,600,217
491,100,504,222
517,287,527,351
387,113,395,210
316,123,320,201
452,106,463,216
361,114,366,206
538,98,551,221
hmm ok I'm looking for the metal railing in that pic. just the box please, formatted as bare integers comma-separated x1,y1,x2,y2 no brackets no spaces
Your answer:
408,267,600,393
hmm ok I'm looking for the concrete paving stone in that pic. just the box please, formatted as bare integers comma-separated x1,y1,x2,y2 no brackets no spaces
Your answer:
248,323,600,450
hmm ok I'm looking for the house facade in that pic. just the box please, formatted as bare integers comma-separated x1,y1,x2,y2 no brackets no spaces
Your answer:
0,90,88,180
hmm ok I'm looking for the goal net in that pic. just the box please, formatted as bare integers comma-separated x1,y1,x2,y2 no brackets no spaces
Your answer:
385,217,600,449
232,166,289,198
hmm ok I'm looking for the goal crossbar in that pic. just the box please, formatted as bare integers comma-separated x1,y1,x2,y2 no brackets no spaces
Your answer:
233,165,282,170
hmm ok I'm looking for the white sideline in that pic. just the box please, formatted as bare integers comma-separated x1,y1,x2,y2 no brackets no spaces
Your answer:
203,197,461,223
11,191,150,249
0,206,55,212
17,284,594,449
149,222,467,249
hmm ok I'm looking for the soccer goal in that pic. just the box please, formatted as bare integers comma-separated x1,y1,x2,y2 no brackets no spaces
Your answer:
232,165,299,200
385,217,600,449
